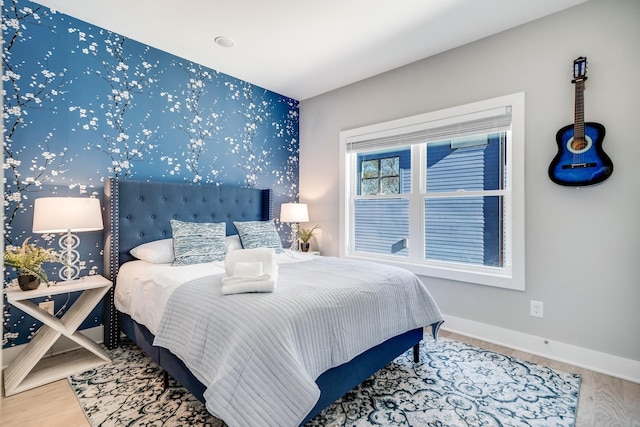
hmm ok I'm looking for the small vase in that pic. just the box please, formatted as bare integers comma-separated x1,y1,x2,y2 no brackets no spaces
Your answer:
300,242,310,252
18,274,41,291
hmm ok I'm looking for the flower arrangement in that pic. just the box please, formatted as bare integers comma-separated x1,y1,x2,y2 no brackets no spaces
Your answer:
296,225,320,244
4,237,64,287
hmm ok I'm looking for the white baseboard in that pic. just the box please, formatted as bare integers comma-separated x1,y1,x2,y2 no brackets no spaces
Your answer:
441,314,640,384
2,325,104,369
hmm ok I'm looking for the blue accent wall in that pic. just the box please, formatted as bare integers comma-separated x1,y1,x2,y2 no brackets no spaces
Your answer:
2,0,299,348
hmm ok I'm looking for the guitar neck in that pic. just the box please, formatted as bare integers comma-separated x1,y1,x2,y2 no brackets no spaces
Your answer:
574,80,585,139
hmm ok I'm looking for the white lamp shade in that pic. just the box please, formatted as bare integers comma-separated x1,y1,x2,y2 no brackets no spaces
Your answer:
280,203,309,223
33,197,104,233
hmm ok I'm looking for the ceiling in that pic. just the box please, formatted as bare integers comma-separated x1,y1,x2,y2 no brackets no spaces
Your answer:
34,0,587,100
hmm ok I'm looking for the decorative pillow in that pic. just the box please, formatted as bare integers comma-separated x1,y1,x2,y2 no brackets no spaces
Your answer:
225,234,243,253
233,220,283,253
130,238,175,264
170,220,226,266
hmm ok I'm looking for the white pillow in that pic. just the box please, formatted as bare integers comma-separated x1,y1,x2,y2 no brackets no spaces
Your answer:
130,238,174,264
225,234,242,253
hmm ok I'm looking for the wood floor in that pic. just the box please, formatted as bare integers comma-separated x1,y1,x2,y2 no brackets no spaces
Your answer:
0,379,90,427
1,331,638,426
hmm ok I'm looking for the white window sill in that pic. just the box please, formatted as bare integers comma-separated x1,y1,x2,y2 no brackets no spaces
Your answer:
342,253,525,291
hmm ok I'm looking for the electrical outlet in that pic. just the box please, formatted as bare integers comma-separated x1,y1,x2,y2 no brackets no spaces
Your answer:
39,301,54,316
530,300,544,318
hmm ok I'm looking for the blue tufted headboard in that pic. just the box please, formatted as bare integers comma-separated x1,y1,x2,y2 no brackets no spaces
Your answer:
102,178,273,348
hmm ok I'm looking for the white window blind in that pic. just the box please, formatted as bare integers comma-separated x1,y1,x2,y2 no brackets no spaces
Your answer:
346,106,511,153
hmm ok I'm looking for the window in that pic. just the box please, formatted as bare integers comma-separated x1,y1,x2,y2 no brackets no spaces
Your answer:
355,150,410,255
339,93,525,290
361,156,400,195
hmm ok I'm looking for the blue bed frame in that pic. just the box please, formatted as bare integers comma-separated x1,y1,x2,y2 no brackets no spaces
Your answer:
102,178,429,425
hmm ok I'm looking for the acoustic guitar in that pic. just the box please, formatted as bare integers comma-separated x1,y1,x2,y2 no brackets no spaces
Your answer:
548,56,613,186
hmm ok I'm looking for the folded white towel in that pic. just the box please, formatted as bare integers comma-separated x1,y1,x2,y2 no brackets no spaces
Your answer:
222,248,278,295
223,274,272,285
231,261,264,278
224,247,277,276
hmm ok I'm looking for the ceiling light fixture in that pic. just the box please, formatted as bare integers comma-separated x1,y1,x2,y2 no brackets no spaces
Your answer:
214,36,235,48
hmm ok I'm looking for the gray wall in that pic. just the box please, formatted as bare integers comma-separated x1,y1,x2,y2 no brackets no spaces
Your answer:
299,0,640,363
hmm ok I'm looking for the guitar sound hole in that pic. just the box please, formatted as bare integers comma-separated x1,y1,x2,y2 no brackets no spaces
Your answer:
566,135,592,154
571,138,587,151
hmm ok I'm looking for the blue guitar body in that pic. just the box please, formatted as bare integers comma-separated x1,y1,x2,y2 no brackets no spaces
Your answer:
548,121,613,186
548,56,613,186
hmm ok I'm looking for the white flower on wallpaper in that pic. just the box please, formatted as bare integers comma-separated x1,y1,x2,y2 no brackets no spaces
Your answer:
2,1,71,242
2,0,300,348
272,100,300,201
160,63,224,184
67,28,162,178
225,81,275,188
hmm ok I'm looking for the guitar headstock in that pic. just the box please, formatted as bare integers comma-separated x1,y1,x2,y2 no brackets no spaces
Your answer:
572,56,588,83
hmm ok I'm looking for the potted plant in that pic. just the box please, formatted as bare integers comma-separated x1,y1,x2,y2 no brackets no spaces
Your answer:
296,225,320,252
4,237,64,290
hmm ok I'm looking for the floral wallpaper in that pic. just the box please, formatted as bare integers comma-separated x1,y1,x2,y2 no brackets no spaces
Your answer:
2,0,299,348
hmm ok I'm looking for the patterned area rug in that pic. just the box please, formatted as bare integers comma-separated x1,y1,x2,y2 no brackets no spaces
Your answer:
69,337,581,426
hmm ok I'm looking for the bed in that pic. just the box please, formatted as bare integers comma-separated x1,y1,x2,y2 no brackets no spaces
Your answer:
102,178,444,426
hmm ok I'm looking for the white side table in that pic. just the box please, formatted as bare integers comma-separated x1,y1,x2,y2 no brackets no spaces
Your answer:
3,275,112,396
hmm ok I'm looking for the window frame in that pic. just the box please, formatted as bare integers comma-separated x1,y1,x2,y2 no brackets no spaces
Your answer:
339,93,525,290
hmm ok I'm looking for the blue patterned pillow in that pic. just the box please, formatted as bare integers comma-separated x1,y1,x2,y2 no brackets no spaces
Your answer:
233,220,283,253
170,220,226,266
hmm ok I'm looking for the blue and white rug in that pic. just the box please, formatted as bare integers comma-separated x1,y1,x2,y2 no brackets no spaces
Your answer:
69,337,581,426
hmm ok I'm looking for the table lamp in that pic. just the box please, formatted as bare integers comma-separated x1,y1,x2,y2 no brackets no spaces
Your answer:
32,197,103,281
280,203,309,251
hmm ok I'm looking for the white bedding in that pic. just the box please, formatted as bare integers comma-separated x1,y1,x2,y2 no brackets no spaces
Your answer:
114,249,316,335
116,250,444,427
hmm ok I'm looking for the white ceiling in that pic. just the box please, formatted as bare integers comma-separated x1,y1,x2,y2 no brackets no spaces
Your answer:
34,0,587,100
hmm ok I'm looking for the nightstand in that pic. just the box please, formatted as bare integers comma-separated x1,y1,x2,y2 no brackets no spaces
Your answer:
3,275,112,396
